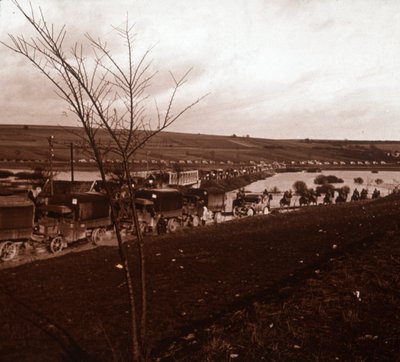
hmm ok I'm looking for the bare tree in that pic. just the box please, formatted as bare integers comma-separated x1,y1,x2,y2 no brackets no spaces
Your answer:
2,1,206,360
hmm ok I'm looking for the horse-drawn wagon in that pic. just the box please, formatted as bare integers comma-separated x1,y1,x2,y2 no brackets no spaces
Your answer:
32,192,111,253
0,195,35,261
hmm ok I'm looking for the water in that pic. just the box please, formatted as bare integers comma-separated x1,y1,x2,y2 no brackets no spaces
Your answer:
54,170,101,181
243,170,400,208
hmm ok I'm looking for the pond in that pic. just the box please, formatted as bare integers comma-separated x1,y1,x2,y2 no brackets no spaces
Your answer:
244,170,400,208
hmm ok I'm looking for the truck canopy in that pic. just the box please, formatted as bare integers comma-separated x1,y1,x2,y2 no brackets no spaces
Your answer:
0,196,34,230
187,188,225,211
47,192,110,221
135,188,182,212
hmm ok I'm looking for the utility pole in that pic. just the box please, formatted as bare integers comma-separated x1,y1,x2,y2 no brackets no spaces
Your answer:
70,142,74,182
48,135,54,196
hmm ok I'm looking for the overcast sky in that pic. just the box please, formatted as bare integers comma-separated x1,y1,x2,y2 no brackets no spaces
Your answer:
1,0,400,140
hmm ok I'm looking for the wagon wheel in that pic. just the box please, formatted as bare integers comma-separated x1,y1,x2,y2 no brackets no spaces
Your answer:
246,208,254,217
191,215,200,227
50,236,64,254
233,206,242,218
0,241,18,262
167,219,180,233
91,228,106,245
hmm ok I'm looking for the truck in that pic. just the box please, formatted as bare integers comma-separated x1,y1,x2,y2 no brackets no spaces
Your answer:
134,188,183,233
186,187,237,223
0,195,35,261
33,192,111,253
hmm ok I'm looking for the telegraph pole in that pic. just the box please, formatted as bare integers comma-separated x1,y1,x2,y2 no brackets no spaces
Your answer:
70,142,74,182
48,135,54,196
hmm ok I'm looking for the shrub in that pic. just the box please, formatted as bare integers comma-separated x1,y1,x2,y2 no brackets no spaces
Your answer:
0,170,14,179
316,184,335,195
375,178,383,185
293,180,308,195
337,185,350,195
314,175,343,185
14,171,42,180
326,175,343,183
270,186,280,194
354,177,364,184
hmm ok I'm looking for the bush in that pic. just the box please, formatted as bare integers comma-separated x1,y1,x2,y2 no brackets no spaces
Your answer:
354,177,364,184
14,171,43,180
293,180,308,195
375,178,383,185
270,186,280,194
337,185,350,195
200,171,271,193
314,175,344,185
316,184,335,195
0,170,14,179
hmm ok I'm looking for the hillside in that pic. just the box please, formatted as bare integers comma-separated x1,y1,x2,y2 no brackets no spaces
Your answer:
1,125,400,166
0,195,399,360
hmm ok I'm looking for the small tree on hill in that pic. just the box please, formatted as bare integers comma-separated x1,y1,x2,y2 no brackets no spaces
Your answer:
2,2,205,360
293,180,308,196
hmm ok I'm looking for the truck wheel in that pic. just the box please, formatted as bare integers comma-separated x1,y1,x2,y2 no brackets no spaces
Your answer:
0,241,18,262
263,207,270,215
247,208,254,217
50,236,64,254
91,228,106,245
191,215,200,227
168,219,180,233
214,212,223,223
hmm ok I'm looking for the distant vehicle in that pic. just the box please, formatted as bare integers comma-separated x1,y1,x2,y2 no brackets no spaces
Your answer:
33,193,111,253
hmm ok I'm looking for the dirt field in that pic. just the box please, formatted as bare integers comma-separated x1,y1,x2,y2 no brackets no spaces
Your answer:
1,195,400,361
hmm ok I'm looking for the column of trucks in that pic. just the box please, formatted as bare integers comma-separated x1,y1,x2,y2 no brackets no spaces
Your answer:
0,186,269,262
132,187,238,234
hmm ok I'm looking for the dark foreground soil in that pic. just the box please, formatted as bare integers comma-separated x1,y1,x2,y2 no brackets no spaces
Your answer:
1,195,400,361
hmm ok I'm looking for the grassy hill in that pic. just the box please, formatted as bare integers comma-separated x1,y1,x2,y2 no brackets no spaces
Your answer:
1,124,400,166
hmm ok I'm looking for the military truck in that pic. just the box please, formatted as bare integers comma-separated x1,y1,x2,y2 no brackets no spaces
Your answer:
134,188,183,233
187,188,237,223
33,192,111,253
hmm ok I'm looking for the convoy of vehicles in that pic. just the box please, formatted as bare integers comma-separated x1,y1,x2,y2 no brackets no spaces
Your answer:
0,184,272,262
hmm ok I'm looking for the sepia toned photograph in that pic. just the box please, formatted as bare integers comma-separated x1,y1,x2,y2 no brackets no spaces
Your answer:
0,0,400,360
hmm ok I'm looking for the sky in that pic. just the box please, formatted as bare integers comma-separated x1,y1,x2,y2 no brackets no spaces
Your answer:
1,0,400,140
